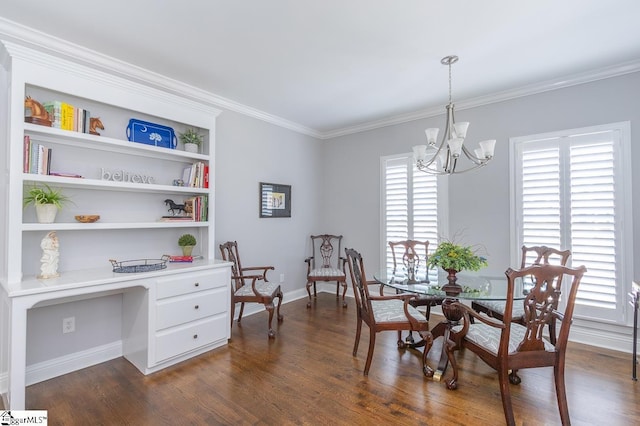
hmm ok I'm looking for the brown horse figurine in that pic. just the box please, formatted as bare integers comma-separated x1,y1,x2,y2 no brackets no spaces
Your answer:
24,96,51,126
89,117,104,135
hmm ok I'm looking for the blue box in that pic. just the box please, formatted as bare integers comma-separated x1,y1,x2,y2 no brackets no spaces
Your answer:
126,119,177,149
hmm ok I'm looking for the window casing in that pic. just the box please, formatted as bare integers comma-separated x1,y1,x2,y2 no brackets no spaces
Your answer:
510,122,632,324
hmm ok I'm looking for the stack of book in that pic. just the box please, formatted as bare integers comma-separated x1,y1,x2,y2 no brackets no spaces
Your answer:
182,162,209,188
42,100,91,133
23,135,51,175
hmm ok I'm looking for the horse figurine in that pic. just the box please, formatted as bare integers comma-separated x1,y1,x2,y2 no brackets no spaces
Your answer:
164,199,186,216
24,96,51,126
89,117,104,135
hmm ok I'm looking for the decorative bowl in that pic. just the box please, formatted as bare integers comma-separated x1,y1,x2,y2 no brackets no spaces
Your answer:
75,215,100,223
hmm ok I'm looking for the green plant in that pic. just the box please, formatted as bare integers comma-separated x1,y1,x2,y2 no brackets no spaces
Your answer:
178,233,197,247
23,184,70,209
179,128,203,146
426,240,488,272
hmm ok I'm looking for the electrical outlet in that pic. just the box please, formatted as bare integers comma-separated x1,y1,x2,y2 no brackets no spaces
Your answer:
62,317,75,334
280,273,285,283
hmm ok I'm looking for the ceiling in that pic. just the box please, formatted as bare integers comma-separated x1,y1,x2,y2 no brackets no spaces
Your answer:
1,0,640,138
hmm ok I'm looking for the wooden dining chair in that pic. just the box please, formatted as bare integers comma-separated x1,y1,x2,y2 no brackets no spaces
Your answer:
471,245,571,344
305,234,348,308
219,241,284,338
388,240,445,343
445,263,586,426
345,248,434,376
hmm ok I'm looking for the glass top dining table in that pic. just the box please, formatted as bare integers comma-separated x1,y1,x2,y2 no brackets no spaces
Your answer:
373,269,531,301
373,268,530,381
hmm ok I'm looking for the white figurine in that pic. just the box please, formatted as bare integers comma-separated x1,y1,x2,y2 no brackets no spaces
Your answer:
38,231,60,279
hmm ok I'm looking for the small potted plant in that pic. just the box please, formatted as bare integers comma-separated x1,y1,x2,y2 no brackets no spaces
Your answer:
178,233,197,256
427,240,488,295
179,128,203,153
23,184,71,223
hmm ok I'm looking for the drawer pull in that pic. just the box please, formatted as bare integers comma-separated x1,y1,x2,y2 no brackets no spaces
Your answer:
194,305,199,309
193,334,198,339
194,282,200,287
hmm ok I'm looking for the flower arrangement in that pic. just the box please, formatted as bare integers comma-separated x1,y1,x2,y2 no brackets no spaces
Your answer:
427,241,488,272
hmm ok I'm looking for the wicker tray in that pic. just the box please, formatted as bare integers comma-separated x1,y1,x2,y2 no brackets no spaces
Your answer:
110,255,170,273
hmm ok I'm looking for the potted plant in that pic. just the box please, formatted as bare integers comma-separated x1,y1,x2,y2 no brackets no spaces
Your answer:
427,240,488,295
23,184,71,223
178,233,197,256
179,128,203,153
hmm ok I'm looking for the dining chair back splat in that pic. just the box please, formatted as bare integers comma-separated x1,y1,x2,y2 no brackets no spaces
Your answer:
471,245,571,345
345,248,434,377
219,241,283,338
305,234,348,308
389,240,445,344
445,263,586,426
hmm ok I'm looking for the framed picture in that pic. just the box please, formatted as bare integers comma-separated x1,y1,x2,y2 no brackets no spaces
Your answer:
259,182,291,218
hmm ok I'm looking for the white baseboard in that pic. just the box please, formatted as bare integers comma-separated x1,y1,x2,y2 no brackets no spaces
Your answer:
26,341,122,386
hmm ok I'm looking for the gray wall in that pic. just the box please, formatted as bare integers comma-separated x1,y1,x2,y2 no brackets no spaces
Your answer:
323,72,640,286
214,109,323,293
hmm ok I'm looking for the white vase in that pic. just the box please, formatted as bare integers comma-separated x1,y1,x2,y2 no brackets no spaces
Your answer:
35,204,58,223
184,143,198,153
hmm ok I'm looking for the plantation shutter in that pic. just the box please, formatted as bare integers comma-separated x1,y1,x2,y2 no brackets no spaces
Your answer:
513,124,631,324
382,155,439,278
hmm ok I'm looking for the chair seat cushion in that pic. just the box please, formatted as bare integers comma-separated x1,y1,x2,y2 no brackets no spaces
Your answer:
371,299,428,324
235,281,280,297
453,321,555,355
308,267,345,280
474,300,525,318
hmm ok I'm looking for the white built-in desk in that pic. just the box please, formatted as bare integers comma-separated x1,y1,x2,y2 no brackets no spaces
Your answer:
0,259,231,409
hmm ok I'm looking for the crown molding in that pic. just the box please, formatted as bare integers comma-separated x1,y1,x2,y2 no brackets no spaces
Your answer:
1,17,638,141
321,59,640,139
0,18,322,139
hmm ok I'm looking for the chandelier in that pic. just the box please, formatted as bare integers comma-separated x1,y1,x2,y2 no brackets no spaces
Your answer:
413,55,496,175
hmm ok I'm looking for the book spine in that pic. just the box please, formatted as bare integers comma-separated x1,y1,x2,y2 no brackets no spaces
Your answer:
83,110,91,133
43,101,62,128
23,135,30,173
61,103,74,131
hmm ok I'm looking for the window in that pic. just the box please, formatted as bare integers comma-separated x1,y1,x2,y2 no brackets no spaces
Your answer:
511,122,632,324
381,154,446,279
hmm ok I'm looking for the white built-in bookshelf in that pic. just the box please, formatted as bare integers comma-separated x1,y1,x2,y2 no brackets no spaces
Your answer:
0,40,231,409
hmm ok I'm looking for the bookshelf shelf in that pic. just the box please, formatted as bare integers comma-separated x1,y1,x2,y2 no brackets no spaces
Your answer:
22,221,209,231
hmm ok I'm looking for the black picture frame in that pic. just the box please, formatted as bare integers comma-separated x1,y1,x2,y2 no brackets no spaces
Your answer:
259,182,291,218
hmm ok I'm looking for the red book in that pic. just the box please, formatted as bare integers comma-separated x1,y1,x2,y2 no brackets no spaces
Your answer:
169,255,193,262
203,164,209,188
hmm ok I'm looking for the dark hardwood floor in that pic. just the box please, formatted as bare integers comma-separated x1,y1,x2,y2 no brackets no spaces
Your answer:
17,294,640,425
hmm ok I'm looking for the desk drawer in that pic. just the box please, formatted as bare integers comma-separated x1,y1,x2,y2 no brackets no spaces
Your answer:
156,269,227,299
155,315,227,362
156,287,227,330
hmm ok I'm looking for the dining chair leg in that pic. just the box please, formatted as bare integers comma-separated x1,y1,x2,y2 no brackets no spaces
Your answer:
554,359,571,425
238,302,245,323
276,289,284,322
265,300,276,339
498,367,516,426
230,301,236,329
353,315,362,356
306,280,314,308
363,330,376,376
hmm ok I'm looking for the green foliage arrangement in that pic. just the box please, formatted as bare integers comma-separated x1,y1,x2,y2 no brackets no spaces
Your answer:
178,233,197,247
23,184,70,209
179,128,203,146
427,240,488,272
